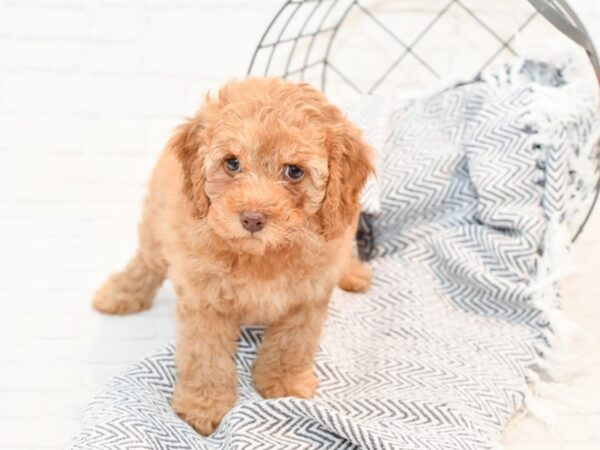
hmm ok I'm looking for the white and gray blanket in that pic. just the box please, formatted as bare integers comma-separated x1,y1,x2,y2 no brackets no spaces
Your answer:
69,56,599,450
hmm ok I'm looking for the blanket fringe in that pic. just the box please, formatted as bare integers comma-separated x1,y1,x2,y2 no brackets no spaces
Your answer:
524,221,592,426
509,49,599,430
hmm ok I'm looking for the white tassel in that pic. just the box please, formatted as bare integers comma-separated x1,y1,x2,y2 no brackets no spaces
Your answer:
523,392,559,427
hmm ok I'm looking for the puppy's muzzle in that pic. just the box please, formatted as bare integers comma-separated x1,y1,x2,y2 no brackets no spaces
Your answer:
240,211,266,233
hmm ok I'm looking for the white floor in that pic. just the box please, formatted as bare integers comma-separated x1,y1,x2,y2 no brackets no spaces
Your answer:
0,156,179,448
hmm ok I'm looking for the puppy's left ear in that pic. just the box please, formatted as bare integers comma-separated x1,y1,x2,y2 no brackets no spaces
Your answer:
318,119,374,240
170,114,210,219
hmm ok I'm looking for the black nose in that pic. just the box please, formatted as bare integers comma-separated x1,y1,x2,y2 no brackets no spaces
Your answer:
240,211,266,233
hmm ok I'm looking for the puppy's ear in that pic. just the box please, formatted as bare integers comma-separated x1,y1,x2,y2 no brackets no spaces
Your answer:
170,115,210,219
318,120,374,240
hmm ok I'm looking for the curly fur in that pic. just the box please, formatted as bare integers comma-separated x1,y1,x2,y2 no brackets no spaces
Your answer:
92,78,374,435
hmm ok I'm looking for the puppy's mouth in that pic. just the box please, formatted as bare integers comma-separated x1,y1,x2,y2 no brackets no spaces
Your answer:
206,203,305,255
230,233,271,255
230,221,295,256
214,213,274,254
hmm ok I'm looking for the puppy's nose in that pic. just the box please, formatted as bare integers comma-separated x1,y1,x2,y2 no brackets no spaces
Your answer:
240,211,267,233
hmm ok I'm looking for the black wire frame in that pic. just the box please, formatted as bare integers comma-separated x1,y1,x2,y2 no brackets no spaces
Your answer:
247,0,600,242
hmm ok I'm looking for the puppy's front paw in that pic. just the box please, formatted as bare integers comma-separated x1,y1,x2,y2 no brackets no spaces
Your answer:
172,387,234,436
338,258,371,293
254,367,319,399
175,406,224,436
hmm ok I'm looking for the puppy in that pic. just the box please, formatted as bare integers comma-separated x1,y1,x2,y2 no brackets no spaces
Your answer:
92,78,373,435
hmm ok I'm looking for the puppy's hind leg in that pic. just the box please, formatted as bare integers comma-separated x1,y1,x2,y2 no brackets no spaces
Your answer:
93,251,165,315
338,256,371,293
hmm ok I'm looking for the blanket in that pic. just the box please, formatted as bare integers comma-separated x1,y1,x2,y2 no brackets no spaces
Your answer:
69,55,600,450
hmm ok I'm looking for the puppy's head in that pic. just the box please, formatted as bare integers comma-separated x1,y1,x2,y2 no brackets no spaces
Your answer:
172,78,372,255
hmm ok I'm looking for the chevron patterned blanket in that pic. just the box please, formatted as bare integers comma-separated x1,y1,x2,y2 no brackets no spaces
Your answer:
70,57,600,449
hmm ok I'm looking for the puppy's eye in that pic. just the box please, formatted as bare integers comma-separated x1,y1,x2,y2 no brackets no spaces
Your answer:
224,157,241,173
284,164,304,181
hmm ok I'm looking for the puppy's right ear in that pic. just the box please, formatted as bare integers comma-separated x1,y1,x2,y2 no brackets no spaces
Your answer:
170,115,210,219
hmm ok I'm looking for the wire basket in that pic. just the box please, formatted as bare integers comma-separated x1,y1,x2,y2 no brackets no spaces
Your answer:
247,0,600,241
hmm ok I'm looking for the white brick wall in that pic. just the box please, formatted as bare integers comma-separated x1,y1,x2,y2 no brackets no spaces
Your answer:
0,0,281,159
0,0,598,448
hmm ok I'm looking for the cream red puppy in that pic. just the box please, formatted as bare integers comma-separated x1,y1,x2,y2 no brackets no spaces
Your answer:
92,78,373,435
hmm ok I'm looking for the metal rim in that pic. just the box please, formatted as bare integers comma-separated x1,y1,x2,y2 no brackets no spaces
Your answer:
247,0,600,242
